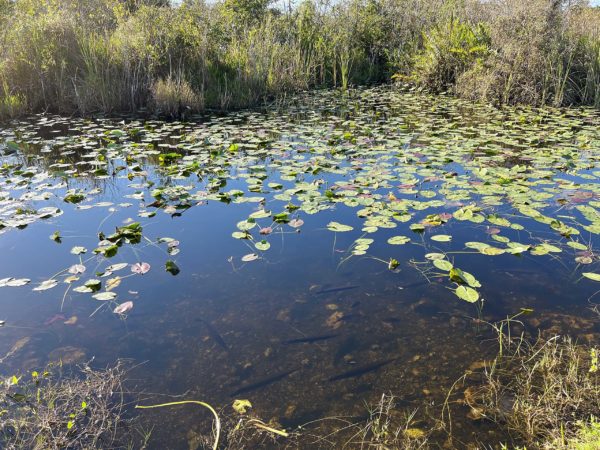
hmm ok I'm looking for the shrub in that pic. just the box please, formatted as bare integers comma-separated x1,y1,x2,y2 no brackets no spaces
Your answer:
455,0,579,106
412,17,491,92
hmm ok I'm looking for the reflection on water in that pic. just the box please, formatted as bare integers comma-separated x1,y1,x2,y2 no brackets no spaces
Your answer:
0,86,600,448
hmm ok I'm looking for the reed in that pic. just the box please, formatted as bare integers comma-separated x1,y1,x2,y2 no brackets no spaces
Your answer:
3,0,600,119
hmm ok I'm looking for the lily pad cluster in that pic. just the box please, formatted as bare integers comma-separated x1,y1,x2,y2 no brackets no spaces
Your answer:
2,86,600,308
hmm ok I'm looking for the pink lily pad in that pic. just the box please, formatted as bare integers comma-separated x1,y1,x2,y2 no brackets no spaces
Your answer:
131,262,151,274
113,301,133,315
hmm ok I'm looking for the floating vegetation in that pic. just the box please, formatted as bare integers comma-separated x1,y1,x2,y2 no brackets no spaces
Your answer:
1,86,600,316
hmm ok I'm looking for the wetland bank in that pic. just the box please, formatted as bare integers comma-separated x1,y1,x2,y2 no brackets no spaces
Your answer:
0,86,599,448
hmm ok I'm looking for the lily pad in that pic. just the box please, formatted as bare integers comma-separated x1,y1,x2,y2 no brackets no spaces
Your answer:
387,236,410,245
92,292,117,301
433,259,453,271
242,253,259,262
327,222,353,232
583,272,600,282
430,234,452,242
455,286,479,303
32,279,58,291
113,301,134,314
255,240,271,251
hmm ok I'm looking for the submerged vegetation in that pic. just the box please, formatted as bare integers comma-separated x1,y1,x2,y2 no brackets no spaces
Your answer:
3,332,597,449
2,0,600,118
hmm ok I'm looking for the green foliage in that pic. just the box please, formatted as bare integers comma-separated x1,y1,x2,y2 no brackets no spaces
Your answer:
412,18,491,92
568,417,600,450
0,0,435,118
0,363,129,449
221,0,272,26
3,0,600,117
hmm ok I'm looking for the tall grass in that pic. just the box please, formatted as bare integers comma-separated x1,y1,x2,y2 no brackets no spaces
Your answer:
2,0,600,119
0,0,401,118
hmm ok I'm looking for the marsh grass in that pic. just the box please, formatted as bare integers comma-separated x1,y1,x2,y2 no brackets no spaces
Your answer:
151,76,204,117
0,0,600,118
345,394,430,449
0,361,133,449
4,0,600,118
184,393,430,449
463,320,600,449
281,394,431,449
0,0,400,119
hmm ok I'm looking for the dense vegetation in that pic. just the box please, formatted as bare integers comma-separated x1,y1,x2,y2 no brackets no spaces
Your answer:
1,0,600,118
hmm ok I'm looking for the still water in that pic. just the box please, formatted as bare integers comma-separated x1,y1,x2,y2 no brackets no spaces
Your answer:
1,86,599,448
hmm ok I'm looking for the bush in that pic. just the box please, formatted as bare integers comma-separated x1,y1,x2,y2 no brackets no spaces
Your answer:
412,17,491,92
452,0,600,107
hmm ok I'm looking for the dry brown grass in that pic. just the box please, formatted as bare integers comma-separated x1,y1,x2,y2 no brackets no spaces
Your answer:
151,75,204,117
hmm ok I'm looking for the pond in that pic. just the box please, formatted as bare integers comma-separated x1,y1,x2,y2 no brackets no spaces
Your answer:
1,86,600,448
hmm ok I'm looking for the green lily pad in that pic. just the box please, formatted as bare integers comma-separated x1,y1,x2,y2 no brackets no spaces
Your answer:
455,286,479,303
255,240,271,251
327,222,353,232
387,236,410,245
433,259,453,271
583,272,600,282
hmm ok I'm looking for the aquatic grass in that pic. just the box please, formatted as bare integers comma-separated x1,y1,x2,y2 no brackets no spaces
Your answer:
467,324,600,448
349,394,429,449
293,394,430,449
151,75,204,117
0,81,25,119
0,361,132,449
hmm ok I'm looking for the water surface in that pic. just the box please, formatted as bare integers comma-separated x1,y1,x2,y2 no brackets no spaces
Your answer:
1,87,600,448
